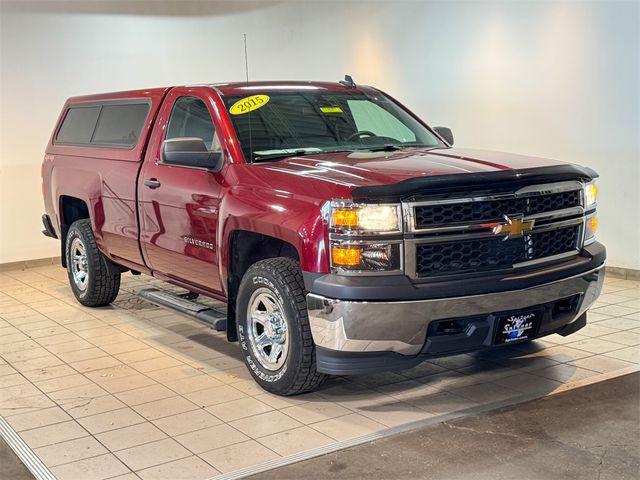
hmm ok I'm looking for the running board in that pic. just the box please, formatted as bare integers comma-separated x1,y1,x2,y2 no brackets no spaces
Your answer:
138,288,227,331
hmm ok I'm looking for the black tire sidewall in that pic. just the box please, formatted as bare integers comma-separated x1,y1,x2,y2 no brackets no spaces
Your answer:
237,266,305,392
66,222,93,302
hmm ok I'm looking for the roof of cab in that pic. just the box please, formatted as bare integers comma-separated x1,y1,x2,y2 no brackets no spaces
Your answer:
209,80,372,96
64,81,370,104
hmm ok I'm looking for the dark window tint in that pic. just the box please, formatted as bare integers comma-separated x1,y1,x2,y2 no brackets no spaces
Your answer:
56,106,101,144
166,97,218,150
92,103,149,146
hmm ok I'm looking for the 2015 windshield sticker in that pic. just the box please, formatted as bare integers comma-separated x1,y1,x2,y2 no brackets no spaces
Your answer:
320,106,343,113
229,95,270,115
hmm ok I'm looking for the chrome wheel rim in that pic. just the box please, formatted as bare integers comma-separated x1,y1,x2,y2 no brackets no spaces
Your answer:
70,237,89,291
247,288,289,371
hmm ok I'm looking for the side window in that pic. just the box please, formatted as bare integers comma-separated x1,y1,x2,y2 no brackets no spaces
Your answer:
55,102,149,147
347,100,416,143
92,103,149,146
56,106,101,144
166,96,219,151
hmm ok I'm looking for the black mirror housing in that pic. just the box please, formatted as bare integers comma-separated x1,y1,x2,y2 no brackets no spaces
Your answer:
161,137,223,171
434,126,454,146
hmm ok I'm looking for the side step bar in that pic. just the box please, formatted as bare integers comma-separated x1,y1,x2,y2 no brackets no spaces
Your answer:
138,288,227,331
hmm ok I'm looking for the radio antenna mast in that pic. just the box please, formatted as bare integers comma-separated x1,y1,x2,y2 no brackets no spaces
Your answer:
243,33,254,162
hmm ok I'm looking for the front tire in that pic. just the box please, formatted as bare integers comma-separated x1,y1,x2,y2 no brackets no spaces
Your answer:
237,257,327,395
65,219,120,307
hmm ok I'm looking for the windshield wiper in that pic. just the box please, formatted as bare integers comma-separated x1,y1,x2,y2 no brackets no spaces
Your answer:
252,149,311,163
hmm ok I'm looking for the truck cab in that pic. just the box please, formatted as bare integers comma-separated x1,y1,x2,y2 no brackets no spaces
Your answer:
41,80,605,395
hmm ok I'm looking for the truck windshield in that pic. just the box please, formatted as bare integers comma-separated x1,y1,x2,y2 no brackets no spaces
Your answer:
222,90,443,163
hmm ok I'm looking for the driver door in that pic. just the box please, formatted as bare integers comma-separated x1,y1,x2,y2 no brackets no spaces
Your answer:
138,87,224,293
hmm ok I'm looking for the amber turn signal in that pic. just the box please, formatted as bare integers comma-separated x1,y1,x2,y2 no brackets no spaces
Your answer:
332,209,359,228
331,246,361,266
590,215,598,232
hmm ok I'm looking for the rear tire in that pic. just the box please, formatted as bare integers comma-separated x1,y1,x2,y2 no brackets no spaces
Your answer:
237,257,327,395
65,219,120,307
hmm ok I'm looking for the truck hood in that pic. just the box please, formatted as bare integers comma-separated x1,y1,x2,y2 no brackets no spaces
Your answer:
261,147,569,188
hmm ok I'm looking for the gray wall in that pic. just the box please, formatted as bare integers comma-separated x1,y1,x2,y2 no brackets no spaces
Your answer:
1,0,638,268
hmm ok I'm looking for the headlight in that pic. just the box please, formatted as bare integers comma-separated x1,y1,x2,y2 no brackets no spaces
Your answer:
330,201,401,233
584,181,597,208
331,242,402,272
328,200,403,273
583,181,598,244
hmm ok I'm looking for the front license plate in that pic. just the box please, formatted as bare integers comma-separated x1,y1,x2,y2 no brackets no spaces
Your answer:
494,309,542,344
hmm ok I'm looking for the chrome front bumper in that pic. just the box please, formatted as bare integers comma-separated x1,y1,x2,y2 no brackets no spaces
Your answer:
307,265,604,356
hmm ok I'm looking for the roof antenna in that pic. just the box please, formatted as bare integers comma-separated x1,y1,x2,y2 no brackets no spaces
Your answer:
339,74,356,87
243,33,254,162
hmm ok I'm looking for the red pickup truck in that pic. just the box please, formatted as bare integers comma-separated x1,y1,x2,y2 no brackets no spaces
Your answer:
41,79,605,395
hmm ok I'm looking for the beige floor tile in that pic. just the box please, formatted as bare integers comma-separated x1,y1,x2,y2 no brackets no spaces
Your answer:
5,405,71,430
257,426,333,456
96,422,167,451
0,338,40,354
572,355,636,373
175,424,249,454
100,339,151,355
50,453,130,480
205,397,273,422
201,440,279,473
0,364,17,376
310,413,386,441
145,365,205,383
114,348,165,364
48,382,108,402
229,410,304,438
184,385,246,408
592,304,639,317
114,438,191,471
57,347,110,364
99,373,157,394
64,394,126,419
354,402,435,427
11,354,64,373
491,372,563,395
133,395,198,421
1,347,52,363
0,393,57,416
18,420,89,448
77,407,146,434
152,409,222,436
534,363,601,383
35,331,83,347
281,401,352,425
34,435,108,467
570,338,629,355
70,355,123,373
84,365,140,384
21,364,78,383
35,373,93,394
0,373,28,388
164,375,223,395
604,346,640,363
131,356,185,373
449,382,521,404
253,392,310,410
116,384,176,406
598,330,640,346
0,382,44,403
137,455,219,480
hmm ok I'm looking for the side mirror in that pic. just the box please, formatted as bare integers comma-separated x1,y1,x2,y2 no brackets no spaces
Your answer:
434,126,454,146
161,137,223,171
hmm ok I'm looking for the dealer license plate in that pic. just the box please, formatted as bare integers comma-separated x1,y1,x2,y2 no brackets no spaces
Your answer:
494,309,542,344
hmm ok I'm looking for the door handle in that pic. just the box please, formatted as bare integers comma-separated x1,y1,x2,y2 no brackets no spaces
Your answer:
144,179,161,189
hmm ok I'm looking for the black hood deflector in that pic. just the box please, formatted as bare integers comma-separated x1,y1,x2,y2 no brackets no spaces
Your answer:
351,164,598,202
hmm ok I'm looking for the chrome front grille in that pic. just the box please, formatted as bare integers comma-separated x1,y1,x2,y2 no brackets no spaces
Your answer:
404,181,585,278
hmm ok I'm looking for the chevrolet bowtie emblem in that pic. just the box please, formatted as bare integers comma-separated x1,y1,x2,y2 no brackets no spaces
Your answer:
483,215,535,240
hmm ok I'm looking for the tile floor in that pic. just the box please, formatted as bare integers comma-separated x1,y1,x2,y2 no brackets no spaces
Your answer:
0,265,639,480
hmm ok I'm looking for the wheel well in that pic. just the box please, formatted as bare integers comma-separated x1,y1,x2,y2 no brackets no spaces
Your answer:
59,196,90,268
226,230,300,341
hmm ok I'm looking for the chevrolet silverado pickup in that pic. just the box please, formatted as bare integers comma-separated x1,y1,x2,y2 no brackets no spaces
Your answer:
41,79,605,395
